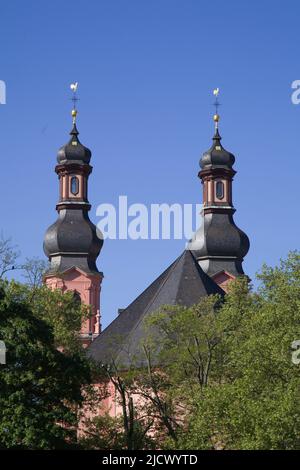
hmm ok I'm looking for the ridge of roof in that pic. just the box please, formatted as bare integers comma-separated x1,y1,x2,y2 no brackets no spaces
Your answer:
88,250,224,367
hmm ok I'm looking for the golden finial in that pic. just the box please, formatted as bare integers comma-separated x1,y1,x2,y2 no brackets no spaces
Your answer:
213,88,220,129
70,82,79,124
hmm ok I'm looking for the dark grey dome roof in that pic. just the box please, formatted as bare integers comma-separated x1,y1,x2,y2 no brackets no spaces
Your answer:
43,209,103,274
200,128,235,170
57,124,91,165
190,213,250,261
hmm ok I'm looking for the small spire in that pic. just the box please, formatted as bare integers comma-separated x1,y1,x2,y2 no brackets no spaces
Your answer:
213,88,220,130
213,127,221,141
70,122,79,136
70,82,79,125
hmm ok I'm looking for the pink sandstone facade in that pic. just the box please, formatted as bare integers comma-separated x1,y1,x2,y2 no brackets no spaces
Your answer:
45,268,102,347
212,270,236,293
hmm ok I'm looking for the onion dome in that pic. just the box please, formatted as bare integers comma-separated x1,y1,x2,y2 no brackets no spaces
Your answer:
191,96,250,278
44,99,103,275
57,123,91,165
189,216,250,263
200,127,235,170
43,209,103,274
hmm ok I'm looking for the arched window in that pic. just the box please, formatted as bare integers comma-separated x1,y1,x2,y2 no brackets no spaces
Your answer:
216,181,224,199
70,176,79,195
73,291,81,305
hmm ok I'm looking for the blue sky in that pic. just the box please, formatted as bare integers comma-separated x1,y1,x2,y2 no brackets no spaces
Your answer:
0,0,299,327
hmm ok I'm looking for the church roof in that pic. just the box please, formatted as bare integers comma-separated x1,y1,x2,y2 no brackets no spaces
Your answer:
87,249,224,368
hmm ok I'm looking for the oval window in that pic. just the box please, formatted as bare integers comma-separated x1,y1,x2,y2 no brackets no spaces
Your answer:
216,181,224,199
71,176,79,195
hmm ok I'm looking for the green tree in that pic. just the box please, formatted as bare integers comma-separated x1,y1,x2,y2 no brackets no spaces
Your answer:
0,234,19,279
146,252,300,449
3,281,91,352
21,257,49,288
81,411,155,450
80,361,156,450
79,413,127,450
0,281,92,449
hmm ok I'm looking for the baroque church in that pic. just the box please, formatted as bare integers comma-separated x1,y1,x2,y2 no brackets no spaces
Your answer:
43,99,249,368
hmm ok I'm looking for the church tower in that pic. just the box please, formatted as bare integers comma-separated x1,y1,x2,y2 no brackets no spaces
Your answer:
191,92,249,291
43,88,103,346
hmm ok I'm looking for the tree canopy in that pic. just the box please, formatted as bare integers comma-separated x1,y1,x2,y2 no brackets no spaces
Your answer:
0,281,92,449
82,252,300,450
1,238,300,450
142,252,300,449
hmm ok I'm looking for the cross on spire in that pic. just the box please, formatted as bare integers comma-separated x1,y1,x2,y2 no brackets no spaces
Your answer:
72,93,79,109
213,88,220,129
70,82,79,124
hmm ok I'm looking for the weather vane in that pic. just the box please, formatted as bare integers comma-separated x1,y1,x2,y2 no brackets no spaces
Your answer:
70,82,79,124
213,88,220,129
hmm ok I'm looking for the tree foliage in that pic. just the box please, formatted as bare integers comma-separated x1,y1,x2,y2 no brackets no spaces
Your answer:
0,281,92,449
21,257,49,288
1,238,300,450
0,234,19,278
91,252,300,450
145,252,300,449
